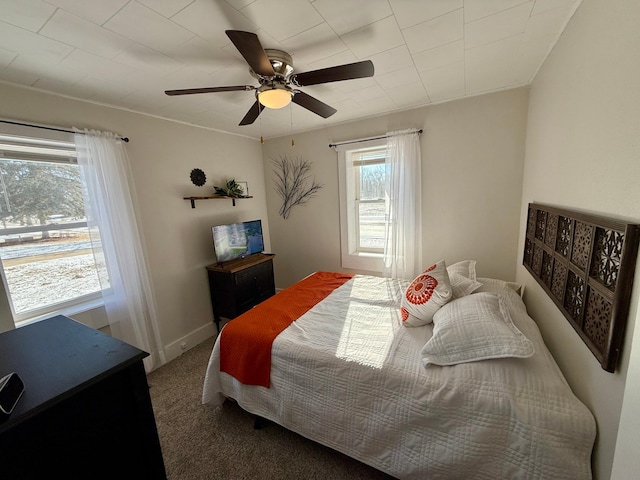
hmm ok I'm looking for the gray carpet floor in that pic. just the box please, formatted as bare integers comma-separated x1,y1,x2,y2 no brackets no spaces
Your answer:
147,335,397,480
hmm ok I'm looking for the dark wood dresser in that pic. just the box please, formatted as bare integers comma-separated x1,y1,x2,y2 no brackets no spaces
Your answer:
206,253,275,331
0,315,166,479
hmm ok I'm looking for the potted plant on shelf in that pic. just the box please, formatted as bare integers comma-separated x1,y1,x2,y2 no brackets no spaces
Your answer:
214,179,245,198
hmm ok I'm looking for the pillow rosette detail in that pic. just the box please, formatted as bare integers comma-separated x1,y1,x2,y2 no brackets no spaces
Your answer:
401,260,452,327
405,269,438,304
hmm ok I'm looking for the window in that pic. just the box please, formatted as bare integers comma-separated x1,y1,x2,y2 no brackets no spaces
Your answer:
0,131,107,325
337,140,387,272
352,147,386,253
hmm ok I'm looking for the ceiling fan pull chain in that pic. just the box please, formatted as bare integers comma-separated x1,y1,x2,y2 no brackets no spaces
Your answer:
260,103,264,144
290,103,295,147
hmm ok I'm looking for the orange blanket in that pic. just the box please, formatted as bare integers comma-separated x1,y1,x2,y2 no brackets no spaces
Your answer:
219,271,354,387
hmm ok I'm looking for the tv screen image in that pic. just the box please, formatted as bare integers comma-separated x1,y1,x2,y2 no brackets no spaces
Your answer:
212,219,264,263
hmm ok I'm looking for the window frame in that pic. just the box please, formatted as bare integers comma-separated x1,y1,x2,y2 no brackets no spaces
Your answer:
353,155,386,254
337,139,386,272
0,128,107,326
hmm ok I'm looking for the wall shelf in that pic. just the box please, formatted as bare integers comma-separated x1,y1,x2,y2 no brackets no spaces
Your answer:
183,195,253,208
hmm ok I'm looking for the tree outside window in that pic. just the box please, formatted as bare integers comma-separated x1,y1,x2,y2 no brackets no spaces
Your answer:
0,157,107,322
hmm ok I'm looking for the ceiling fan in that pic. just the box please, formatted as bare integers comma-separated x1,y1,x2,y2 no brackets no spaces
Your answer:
164,30,375,126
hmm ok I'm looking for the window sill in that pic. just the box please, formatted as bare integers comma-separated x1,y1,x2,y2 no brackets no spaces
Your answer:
15,296,107,330
341,251,384,272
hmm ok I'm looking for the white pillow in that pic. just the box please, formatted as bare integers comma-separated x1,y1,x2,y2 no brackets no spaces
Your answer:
476,277,524,297
400,260,452,327
447,260,477,280
421,292,534,366
449,272,483,298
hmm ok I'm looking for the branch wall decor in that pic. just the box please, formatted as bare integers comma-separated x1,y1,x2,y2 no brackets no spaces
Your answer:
271,155,323,219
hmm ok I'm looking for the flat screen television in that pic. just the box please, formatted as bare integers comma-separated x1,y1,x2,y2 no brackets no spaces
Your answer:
212,219,264,264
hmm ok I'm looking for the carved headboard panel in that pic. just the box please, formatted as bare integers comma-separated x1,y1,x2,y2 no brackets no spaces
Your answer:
523,203,640,372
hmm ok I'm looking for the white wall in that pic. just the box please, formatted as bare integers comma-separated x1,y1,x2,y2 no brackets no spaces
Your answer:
518,1,640,478
0,82,270,361
0,278,12,332
262,87,529,289
612,306,640,479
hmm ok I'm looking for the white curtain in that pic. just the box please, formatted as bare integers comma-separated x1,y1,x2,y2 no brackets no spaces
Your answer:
383,129,423,280
75,129,165,373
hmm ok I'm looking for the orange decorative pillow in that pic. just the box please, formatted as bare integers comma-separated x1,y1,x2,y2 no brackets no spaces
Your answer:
400,260,452,327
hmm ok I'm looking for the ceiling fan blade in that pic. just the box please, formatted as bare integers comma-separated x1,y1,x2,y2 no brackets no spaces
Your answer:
292,91,337,118
226,30,275,78
239,101,263,126
165,85,254,96
290,60,374,87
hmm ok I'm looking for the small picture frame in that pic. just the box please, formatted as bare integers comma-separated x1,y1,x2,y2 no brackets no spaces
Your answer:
237,181,249,197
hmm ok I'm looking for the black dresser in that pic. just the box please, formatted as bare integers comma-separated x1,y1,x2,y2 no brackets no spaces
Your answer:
0,315,166,479
206,253,275,331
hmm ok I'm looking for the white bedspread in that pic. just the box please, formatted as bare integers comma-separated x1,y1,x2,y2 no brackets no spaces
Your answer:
203,275,596,479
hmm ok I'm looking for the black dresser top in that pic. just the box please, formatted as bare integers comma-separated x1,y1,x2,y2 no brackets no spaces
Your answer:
0,315,147,433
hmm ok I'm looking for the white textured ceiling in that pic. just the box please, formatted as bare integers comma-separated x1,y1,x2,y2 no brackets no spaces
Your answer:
0,0,581,140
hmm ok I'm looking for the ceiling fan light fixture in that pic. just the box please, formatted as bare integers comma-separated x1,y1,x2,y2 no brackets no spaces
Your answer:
165,31,375,125
258,88,292,109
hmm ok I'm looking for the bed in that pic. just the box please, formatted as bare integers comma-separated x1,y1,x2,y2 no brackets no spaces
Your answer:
202,261,596,480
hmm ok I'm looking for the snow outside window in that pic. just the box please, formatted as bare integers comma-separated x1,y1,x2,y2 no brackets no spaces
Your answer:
0,133,107,325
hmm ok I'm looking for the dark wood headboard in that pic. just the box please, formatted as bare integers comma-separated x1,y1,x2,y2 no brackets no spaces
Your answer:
523,203,640,372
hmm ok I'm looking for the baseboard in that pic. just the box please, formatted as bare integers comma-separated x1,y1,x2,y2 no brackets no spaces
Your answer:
164,321,217,363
